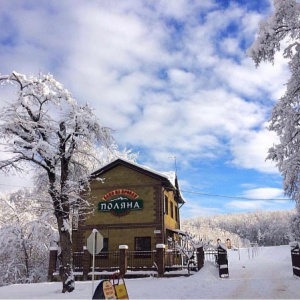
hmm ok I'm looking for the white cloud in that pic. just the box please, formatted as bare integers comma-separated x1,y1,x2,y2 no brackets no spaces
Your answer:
221,38,242,56
180,201,221,219
226,200,269,210
211,51,289,101
225,186,290,211
153,0,216,20
168,69,196,87
230,124,279,174
242,187,285,199
0,0,293,217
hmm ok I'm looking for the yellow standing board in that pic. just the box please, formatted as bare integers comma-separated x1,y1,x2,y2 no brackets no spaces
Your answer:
103,280,117,299
111,273,129,300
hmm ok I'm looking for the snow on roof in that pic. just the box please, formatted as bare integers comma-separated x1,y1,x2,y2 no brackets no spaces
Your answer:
158,171,176,187
174,229,187,236
93,158,185,203
122,159,186,204
99,157,176,184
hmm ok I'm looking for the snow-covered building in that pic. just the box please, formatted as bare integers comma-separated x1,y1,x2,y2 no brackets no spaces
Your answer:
72,158,185,253
48,158,186,279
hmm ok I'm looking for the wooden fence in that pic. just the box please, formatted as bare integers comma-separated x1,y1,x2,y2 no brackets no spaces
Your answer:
48,245,208,280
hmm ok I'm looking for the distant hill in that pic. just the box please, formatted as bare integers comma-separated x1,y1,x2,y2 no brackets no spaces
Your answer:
181,210,296,247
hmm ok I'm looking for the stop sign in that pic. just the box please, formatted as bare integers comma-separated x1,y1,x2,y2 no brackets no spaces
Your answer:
87,229,103,254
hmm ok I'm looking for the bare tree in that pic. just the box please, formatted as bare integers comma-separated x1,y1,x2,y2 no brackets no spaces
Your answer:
0,72,113,292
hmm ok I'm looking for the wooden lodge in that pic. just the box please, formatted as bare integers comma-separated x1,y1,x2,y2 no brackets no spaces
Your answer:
48,158,204,279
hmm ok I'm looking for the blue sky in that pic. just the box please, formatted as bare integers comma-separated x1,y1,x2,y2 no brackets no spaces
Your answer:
0,0,296,219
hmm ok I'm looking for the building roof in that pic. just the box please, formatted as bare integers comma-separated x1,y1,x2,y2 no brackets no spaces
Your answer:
90,158,185,204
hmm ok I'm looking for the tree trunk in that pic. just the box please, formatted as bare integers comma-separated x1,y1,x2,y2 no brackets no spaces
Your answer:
49,168,75,293
22,238,30,279
58,130,75,293
57,215,75,293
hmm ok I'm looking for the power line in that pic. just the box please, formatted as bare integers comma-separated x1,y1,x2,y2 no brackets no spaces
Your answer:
0,182,291,202
179,189,290,201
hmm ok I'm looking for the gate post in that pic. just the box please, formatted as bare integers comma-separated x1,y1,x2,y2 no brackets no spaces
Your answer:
48,246,58,281
82,246,90,280
217,245,229,278
156,244,165,277
119,245,128,276
290,242,300,278
196,246,204,270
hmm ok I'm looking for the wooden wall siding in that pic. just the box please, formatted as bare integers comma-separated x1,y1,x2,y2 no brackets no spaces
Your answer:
86,165,159,225
164,189,180,231
73,163,180,252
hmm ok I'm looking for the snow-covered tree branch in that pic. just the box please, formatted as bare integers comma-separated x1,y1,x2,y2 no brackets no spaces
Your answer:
0,189,55,286
248,0,300,66
0,72,114,292
248,0,300,240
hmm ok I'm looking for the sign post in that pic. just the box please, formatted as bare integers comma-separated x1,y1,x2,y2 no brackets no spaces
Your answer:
87,229,103,295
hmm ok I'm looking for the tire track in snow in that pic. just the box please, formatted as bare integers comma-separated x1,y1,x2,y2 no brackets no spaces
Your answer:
220,246,298,299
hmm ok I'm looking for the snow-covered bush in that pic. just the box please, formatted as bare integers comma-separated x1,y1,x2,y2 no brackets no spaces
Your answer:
0,189,56,286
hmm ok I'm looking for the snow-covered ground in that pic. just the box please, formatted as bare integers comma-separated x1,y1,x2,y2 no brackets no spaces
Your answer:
0,245,299,299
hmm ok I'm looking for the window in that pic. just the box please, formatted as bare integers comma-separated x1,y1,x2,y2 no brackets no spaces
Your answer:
170,201,174,218
96,238,109,258
134,237,151,258
175,205,178,221
102,238,109,252
97,238,109,258
167,235,175,249
164,196,169,215
135,237,151,251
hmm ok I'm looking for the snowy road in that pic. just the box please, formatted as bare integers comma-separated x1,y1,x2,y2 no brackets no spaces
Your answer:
0,245,299,299
195,246,300,299
127,245,300,299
